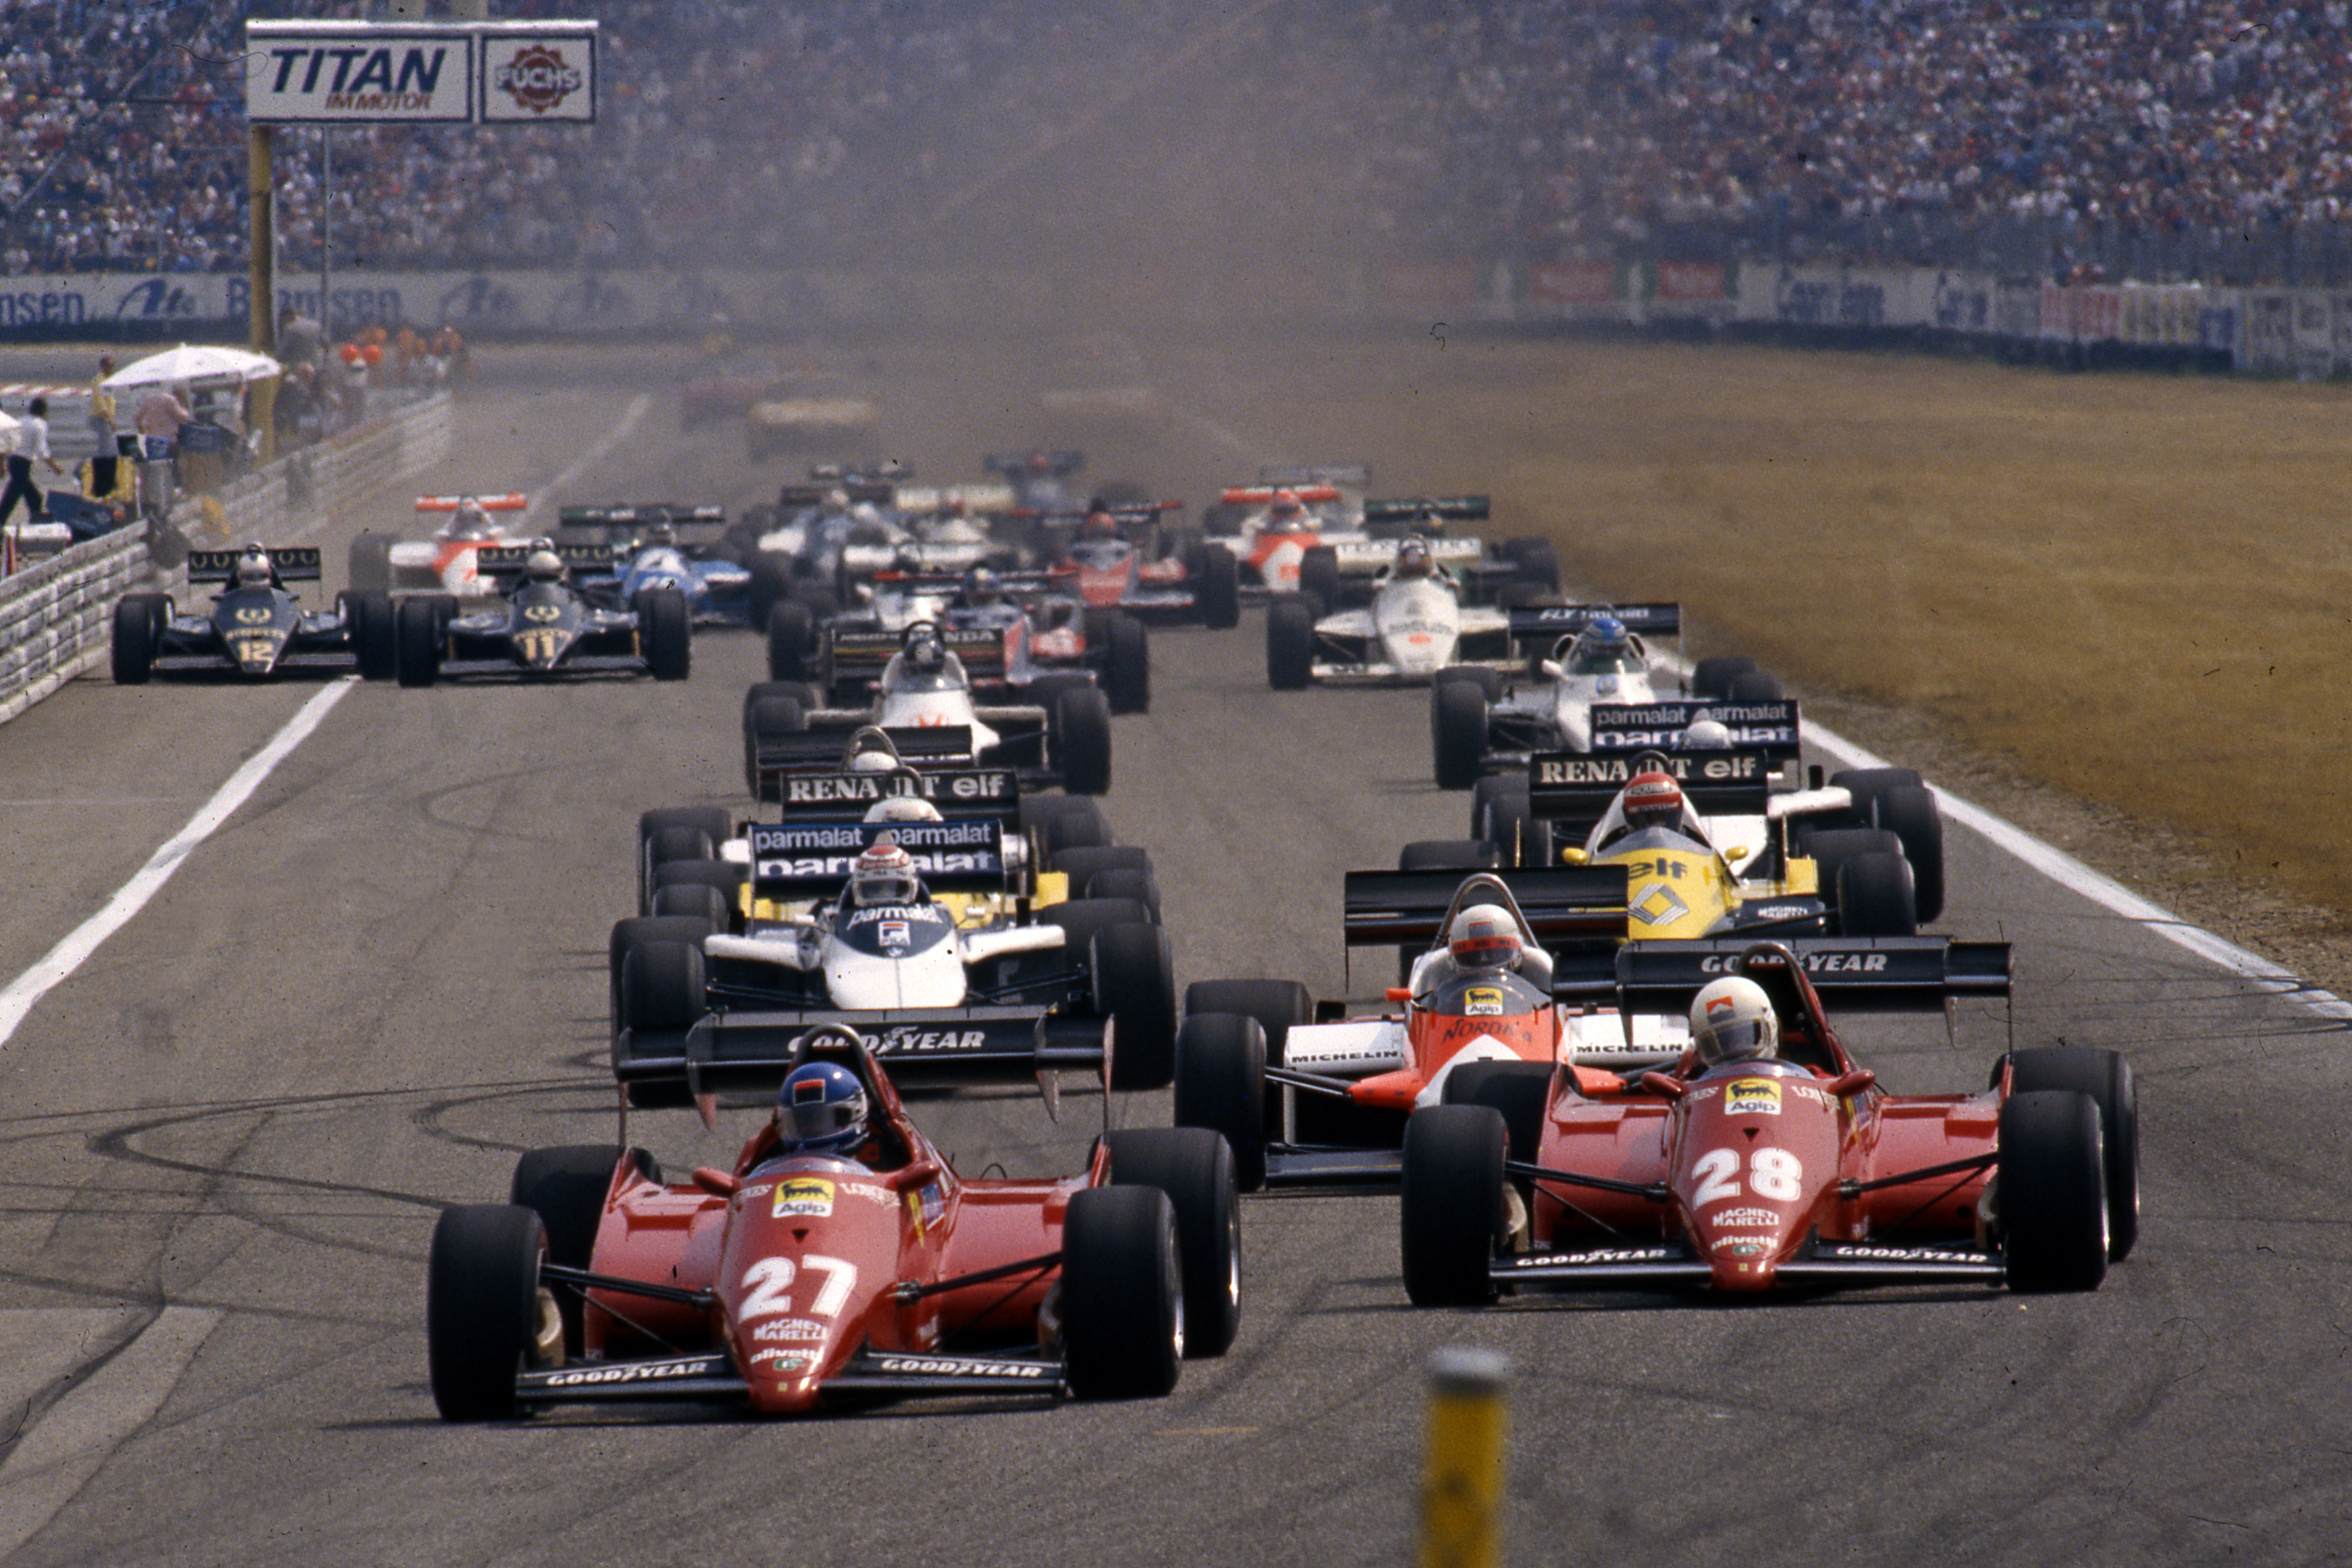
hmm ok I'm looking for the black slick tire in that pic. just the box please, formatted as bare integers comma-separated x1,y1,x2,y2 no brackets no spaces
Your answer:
1432,676,1489,790
1266,593,1316,689
1999,1090,2109,1293
1400,1105,1506,1306
110,593,164,684
1103,1127,1243,1357
426,1204,546,1421
1061,1186,1182,1399
1174,1012,1268,1192
2008,1047,2138,1260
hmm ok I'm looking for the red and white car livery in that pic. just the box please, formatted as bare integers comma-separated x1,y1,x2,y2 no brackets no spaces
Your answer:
347,493,530,598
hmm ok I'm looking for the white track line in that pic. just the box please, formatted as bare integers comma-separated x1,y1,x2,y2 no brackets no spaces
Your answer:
1805,718,2352,1019
0,678,356,1046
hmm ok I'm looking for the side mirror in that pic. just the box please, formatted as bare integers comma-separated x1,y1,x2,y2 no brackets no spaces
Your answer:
1724,844,1751,864
1538,659,1565,680
1638,1071,1687,1100
1557,846,1589,865
692,1166,742,1198
1826,1068,1877,1098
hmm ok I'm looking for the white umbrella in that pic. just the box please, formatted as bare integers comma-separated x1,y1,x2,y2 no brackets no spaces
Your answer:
102,344,281,391
0,408,18,433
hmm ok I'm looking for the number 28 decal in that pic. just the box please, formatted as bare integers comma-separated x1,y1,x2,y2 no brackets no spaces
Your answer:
739,1255,858,1320
1689,1146,1804,1206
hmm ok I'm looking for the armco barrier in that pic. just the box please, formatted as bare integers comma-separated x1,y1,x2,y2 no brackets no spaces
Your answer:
0,391,453,724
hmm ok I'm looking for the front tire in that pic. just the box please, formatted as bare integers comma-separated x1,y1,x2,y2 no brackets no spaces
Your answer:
1999,1091,2109,1293
395,596,443,688
641,587,691,681
1196,544,1239,629
1400,1105,1506,1306
1174,1012,1268,1192
1061,1186,1183,1399
1055,684,1115,796
426,1205,549,1421
1432,676,1489,790
110,593,165,684
1092,921,1177,1090
1266,593,1316,689
2009,1047,2138,1260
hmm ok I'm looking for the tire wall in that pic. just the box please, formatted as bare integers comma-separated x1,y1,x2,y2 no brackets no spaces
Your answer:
0,391,453,726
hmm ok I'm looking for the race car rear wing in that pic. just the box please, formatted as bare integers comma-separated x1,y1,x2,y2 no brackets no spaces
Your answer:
826,625,1007,681
755,724,979,781
554,504,727,548
1259,463,1369,488
1217,483,1342,507
1587,700,1802,755
769,767,1020,821
1508,602,1682,645
777,481,896,510
473,542,615,580
416,493,527,514
809,461,910,485
678,1007,1109,1097
1361,495,1490,527
984,450,1084,479
747,819,1011,896
893,483,1018,514
1342,866,1630,951
1587,936,2013,1014
1325,536,1486,574
1529,746,1785,824
189,546,321,584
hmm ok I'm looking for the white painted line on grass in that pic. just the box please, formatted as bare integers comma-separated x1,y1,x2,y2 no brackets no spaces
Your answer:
1806,718,2352,1020
0,678,357,1046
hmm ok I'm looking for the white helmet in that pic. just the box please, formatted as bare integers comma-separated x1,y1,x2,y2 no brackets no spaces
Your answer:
864,795,942,824
234,546,273,587
1682,718,1733,749
842,727,901,773
525,547,565,582
1691,976,1778,1066
1447,902,1523,970
849,836,921,907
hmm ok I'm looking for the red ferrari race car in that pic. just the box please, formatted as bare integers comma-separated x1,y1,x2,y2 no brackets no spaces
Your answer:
1171,868,1646,1191
426,1024,1240,1419
1398,937,2138,1305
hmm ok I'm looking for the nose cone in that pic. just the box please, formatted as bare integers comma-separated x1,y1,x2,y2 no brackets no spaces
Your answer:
741,1350,829,1414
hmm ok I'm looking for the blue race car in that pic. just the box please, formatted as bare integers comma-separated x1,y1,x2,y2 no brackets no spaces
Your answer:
555,504,758,627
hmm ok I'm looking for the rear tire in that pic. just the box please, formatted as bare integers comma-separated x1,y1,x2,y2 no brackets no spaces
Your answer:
2009,1047,2138,1261
1101,612,1150,714
396,596,443,688
1297,544,1340,613
1174,1012,1268,1192
1836,851,1918,937
1431,676,1490,790
1435,663,1505,704
1266,593,1316,689
1727,668,1784,701
642,587,691,681
1092,921,1177,1090
110,593,164,684
1691,656,1757,698
1442,1060,1553,1161
1196,544,1239,629
743,692,808,800
347,532,392,595
1103,1127,1242,1356
509,1144,621,1354
1400,1105,1506,1306
1834,769,1945,924
426,1205,546,1421
1061,1186,1183,1398
1055,684,1115,796
767,599,813,682
1999,1091,2109,1293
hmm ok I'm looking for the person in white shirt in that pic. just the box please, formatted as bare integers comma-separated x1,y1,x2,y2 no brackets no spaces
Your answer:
1,396,65,532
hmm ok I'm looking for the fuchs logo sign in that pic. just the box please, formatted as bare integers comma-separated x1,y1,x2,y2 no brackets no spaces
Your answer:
482,31,597,122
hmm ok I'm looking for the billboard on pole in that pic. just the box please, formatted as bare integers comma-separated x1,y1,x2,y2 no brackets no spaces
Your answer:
245,21,595,125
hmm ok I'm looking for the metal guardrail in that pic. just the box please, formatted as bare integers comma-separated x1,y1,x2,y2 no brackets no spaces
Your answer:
0,392,454,724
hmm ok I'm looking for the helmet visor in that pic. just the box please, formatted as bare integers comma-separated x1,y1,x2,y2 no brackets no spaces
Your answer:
787,1086,864,1145
1703,1018,1773,1061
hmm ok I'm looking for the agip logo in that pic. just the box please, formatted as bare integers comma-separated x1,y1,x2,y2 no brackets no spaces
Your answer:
496,44,581,114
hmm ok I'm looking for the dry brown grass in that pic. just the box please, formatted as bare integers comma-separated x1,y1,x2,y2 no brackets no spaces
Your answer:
1147,331,2352,918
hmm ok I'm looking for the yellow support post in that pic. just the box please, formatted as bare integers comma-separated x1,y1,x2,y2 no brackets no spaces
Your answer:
1419,1346,1510,1568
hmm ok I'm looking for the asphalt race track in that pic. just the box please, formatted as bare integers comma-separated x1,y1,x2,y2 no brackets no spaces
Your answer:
0,336,2341,1565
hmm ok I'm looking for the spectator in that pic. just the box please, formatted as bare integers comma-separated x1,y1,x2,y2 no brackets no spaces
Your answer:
133,382,191,459
87,353,118,493
1,396,66,540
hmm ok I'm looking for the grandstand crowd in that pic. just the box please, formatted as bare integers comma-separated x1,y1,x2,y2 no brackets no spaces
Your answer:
3,1,2349,279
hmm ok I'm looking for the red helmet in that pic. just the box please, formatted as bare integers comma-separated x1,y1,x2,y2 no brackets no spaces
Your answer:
1268,489,1304,524
1622,771,1684,831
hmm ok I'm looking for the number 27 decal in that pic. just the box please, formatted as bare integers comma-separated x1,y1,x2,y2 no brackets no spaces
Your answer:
1689,1146,1804,1206
739,1255,858,1320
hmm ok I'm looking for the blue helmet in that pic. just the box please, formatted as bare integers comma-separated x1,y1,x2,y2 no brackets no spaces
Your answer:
777,1062,869,1156
1583,614,1628,653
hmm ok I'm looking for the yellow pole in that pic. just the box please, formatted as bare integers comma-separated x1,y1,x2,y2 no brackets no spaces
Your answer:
247,125,274,353
1419,1346,1510,1568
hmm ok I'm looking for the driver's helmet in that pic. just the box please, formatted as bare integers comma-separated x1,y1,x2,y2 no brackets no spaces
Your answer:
1447,902,1523,971
864,795,943,824
647,520,677,548
844,730,902,773
1081,501,1118,538
961,565,1001,607
890,548,924,576
1267,489,1306,528
1622,771,1684,832
1571,614,1630,666
939,488,969,519
1395,537,1434,579
1682,718,1733,749
903,625,947,677
234,546,273,588
1691,975,1779,1067
775,1061,869,1157
848,836,921,907
451,499,493,540
823,487,850,512
525,538,564,582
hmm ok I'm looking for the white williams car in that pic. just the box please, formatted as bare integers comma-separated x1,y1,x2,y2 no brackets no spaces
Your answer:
1267,536,1509,688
